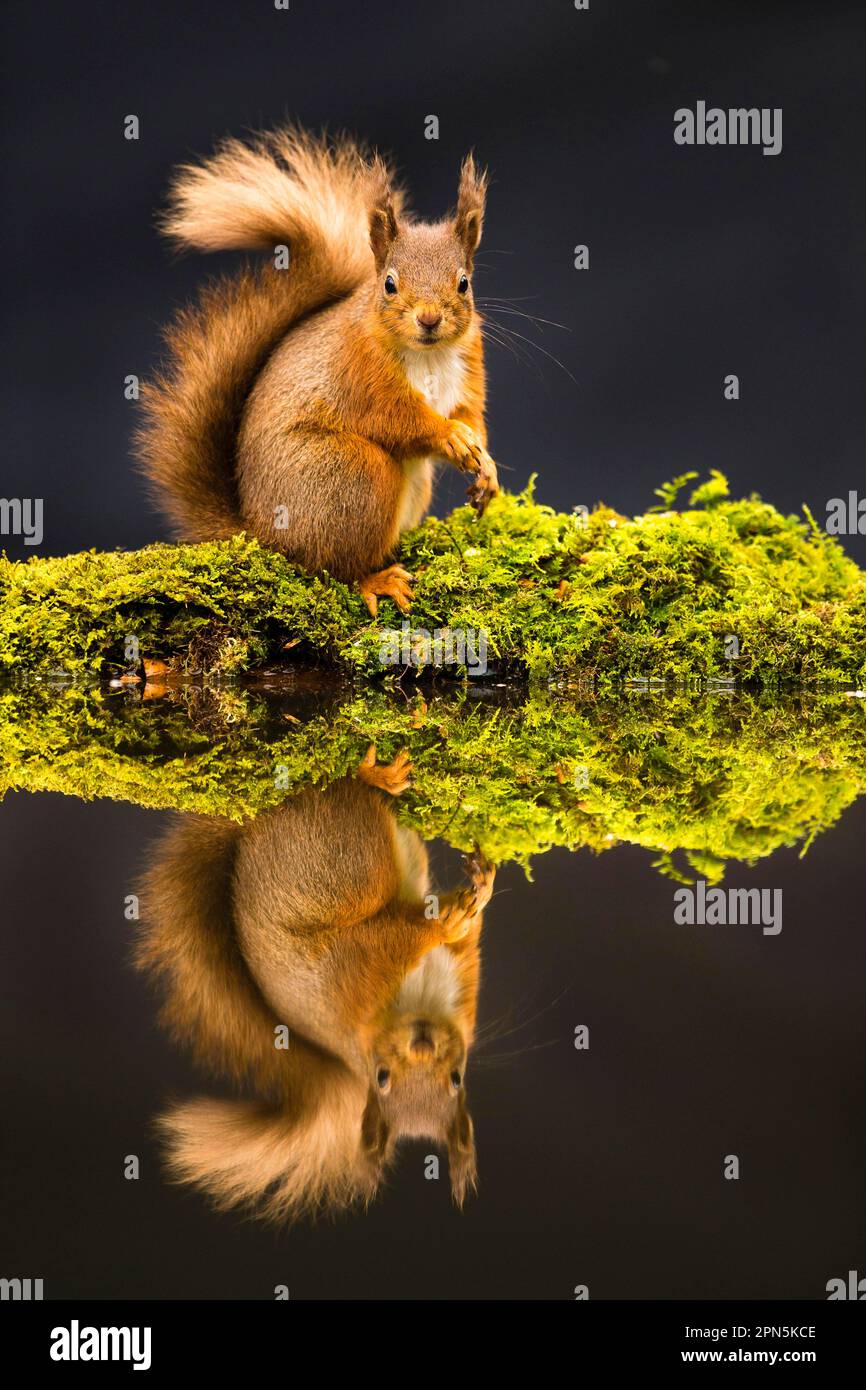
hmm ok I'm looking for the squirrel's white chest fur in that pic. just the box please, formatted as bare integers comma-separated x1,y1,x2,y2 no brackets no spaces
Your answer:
400,343,467,417
396,344,466,532
397,946,461,1017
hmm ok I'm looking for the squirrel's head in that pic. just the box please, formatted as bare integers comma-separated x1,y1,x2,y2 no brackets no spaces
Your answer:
362,1011,477,1205
369,154,487,353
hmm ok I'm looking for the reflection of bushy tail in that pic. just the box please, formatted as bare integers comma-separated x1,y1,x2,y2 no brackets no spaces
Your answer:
137,814,375,1222
136,128,399,540
157,1089,374,1223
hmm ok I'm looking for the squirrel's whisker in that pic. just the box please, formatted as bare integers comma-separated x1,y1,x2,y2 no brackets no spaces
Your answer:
482,318,579,385
478,301,572,333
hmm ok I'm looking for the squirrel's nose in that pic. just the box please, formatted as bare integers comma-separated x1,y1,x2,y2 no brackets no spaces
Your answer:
416,309,442,332
409,1023,435,1058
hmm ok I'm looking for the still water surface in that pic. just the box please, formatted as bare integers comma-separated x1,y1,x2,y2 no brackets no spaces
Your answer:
1,679,863,1299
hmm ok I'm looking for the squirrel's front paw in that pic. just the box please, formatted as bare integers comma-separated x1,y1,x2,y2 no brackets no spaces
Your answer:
441,421,499,514
358,564,414,618
438,853,497,942
465,455,499,515
438,894,476,943
463,848,496,912
442,420,488,473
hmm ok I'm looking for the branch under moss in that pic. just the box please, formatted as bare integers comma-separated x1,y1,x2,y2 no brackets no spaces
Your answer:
1,475,864,685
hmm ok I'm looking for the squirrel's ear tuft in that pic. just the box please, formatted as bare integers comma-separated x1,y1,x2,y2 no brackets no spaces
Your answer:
447,1097,478,1208
455,154,488,265
359,1090,390,1198
369,168,399,271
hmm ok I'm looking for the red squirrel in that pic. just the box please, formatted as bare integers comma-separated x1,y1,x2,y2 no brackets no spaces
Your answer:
136,751,496,1220
137,128,499,615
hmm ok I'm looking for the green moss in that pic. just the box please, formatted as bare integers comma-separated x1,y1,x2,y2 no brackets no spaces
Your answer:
2,680,863,875
1,476,863,685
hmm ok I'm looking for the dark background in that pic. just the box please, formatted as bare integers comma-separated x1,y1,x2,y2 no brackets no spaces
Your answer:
1,0,865,1301
1,0,864,561
1,782,864,1300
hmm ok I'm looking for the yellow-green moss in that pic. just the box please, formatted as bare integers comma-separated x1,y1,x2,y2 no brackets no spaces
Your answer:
1,475,863,686
2,680,863,875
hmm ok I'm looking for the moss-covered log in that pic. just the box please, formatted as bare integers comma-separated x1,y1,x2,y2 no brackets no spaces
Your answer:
1,474,864,686
2,680,863,874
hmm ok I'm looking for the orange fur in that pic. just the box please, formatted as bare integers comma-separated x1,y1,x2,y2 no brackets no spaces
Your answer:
136,126,498,599
136,767,495,1221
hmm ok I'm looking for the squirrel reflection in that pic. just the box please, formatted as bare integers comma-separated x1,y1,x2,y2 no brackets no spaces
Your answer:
137,748,495,1221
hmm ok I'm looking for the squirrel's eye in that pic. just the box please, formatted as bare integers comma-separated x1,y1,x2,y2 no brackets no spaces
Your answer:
450,1070,462,1089
457,274,469,295
377,1067,391,1089
384,274,398,296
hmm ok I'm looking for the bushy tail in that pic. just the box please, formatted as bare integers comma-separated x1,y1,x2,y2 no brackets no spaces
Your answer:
138,815,375,1222
136,128,400,539
157,1089,375,1224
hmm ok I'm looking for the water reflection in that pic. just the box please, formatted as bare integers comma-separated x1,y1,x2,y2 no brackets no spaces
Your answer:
137,748,495,1221
3,675,864,1235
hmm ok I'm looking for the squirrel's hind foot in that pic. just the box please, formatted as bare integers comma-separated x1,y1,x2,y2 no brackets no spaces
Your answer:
358,564,414,618
357,744,413,796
